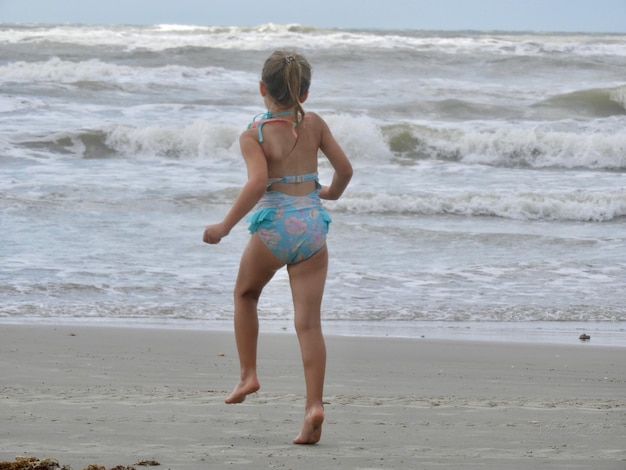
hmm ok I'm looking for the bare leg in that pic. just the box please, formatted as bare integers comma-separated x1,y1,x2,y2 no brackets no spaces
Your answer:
225,234,284,404
287,246,328,444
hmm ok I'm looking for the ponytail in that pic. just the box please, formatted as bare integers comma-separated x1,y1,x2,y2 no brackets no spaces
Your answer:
284,55,306,122
261,51,311,122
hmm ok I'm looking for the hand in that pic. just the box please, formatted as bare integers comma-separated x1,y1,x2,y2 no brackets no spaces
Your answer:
203,223,229,244
318,185,331,200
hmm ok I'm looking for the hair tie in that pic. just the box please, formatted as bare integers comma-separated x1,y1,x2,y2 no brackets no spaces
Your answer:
285,55,296,65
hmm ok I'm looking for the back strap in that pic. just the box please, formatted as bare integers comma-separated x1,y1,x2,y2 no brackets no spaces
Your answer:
267,172,318,187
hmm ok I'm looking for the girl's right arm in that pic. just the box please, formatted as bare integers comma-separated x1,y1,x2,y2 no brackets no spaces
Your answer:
203,132,267,244
318,118,353,200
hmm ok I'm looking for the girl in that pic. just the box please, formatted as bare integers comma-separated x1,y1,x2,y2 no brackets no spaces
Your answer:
203,50,352,444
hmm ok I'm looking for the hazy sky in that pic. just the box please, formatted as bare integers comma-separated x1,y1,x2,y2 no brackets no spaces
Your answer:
1,0,625,32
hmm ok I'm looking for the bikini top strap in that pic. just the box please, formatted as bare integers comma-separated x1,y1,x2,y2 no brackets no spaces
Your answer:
247,110,307,143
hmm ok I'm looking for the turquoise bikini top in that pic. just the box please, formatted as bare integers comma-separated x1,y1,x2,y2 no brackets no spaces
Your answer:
248,110,304,143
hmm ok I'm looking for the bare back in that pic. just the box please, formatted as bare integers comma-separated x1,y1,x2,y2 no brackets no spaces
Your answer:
246,112,326,196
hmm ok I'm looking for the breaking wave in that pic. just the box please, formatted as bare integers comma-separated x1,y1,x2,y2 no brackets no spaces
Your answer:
11,112,626,172
332,190,626,221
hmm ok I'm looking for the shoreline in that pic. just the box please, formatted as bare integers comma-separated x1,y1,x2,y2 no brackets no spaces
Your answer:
1,324,625,469
1,317,625,348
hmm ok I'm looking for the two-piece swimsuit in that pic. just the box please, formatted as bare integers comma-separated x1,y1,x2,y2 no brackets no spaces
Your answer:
246,111,332,265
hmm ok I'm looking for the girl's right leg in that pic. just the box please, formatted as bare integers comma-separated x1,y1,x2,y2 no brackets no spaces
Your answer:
225,234,284,404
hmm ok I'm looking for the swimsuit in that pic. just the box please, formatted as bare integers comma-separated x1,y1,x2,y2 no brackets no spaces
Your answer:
246,111,331,264
247,172,331,264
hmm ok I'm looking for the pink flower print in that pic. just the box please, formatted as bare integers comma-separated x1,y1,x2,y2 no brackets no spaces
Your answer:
258,228,281,247
284,216,307,235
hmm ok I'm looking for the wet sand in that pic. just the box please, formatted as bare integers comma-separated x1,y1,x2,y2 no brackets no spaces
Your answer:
1,324,625,469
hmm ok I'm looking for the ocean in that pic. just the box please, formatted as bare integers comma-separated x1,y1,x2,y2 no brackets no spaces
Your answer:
1,24,625,345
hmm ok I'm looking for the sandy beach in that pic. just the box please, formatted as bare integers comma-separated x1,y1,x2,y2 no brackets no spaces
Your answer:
1,324,624,469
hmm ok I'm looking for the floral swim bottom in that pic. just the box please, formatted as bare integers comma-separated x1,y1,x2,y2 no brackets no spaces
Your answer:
247,191,332,265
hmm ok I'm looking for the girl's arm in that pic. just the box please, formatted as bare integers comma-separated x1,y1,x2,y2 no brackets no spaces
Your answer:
318,118,353,200
203,132,267,244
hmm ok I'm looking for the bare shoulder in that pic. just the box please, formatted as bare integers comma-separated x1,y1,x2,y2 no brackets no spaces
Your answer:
238,128,265,160
303,111,331,135
239,127,259,143
305,111,326,125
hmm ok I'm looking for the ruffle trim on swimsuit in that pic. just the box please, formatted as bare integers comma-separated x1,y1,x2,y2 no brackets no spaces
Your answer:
319,208,332,225
246,200,332,234
247,206,277,234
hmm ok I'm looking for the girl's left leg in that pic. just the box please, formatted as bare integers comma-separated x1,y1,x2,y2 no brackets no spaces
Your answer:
287,246,328,444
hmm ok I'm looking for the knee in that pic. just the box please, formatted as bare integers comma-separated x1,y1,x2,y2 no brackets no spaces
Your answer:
294,316,322,336
234,285,262,304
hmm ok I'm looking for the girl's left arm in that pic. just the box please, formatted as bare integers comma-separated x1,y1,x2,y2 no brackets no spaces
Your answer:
317,117,352,201
203,132,267,244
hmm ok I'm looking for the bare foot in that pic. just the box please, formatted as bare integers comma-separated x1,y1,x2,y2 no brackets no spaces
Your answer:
293,405,325,444
224,378,260,404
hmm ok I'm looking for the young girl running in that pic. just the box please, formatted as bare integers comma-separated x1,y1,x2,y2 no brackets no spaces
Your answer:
203,50,352,444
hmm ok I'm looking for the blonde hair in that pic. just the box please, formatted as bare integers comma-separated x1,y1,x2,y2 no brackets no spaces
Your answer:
261,50,311,122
